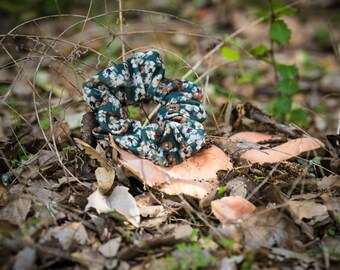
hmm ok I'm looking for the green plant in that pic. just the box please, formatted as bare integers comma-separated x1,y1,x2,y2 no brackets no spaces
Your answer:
265,1,309,125
166,241,216,270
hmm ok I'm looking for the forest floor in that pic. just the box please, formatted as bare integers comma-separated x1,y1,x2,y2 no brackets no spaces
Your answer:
0,1,340,269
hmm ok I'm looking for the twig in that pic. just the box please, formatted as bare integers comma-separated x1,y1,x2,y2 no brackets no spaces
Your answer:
119,0,126,62
268,0,279,83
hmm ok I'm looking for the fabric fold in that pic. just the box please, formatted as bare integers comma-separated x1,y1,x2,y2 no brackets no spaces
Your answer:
82,51,207,166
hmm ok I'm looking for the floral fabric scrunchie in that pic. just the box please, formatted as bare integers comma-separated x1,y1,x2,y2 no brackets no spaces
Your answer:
82,51,206,166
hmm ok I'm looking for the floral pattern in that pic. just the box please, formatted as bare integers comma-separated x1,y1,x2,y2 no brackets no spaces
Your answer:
82,51,207,166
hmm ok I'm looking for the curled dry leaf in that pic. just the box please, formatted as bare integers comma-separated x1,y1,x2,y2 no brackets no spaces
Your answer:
95,167,115,194
229,131,281,143
317,174,340,190
287,200,329,225
41,222,89,250
119,145,233,199
0,197,31,226
239,137,324,164
98,237,122,258
211,196,256,224
241,207,300,251
74,138,112,171
85,186,140,227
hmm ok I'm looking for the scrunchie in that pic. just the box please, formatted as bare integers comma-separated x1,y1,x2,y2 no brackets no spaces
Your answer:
82,51,207,166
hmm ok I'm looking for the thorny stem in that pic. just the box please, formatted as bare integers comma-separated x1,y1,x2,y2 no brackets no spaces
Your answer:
119,0,126,62
268,0,279,83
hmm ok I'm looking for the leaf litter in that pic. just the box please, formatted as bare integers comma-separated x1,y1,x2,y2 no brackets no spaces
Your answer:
0,3,340,269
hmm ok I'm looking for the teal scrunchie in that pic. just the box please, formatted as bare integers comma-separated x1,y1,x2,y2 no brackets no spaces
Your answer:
82,51,207,166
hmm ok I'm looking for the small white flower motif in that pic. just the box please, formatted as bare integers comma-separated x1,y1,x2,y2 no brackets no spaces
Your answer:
121,135,137,147
121,67,130,79
97,110,106,123
137,141,151,155
145,129,155,140
134,87,146,100
88,95,97,105
108,118,118,131
146,51,154,56
194,122,204,130
134,53,143,65
132,73,143,87
144,60,156,72
108,96,121,109
152,74,163,88
145,72,153,85
102,68,115,78
131,58,138,68
110,74,125,87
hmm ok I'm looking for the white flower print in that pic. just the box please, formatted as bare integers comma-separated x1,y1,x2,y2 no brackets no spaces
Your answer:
97,110,106,123
151,74,162,88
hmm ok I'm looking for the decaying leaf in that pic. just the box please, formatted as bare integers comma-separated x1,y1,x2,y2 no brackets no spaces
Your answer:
71,248,108,269
0,197,31,226
95,167,115,194
12,247,37,270
119,145,233,199
41,222,89,250
85,186,140,227
287,200,329,225
318,174,340,190
74,138,113,170
98,237,122,258
241,208,300,250
229,131,281,143
239,137,324,164
211,196,256,224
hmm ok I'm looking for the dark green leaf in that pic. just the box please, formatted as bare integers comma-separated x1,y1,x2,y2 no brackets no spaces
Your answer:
250,44,268,57
271,96,292,119
221,46,240,61
278,78,299,94
269,20,291,45
288,108,309,127
278,64,298,78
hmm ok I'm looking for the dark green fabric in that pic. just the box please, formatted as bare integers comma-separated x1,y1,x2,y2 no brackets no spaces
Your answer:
82,51,206,166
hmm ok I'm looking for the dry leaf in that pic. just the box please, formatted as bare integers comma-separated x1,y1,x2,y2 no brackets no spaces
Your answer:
287,200,329,225
74,138,112,171
0,197,31,225
95,167,115,194
12,247,36,270
317,174,340,190
211,196,256,224
71,248,107,270
239,137,323,164
98,237,122,258
41,222,89,250
119,145,233,199
229,131,281,143
225,177,251,198
241,208,300,250
85,186,140,227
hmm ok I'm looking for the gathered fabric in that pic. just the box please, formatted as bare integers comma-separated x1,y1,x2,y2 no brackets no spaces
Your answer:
82,51,206,166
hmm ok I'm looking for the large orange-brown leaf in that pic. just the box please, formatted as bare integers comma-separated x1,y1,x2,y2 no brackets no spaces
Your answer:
211,196,256,224
119,145,233,199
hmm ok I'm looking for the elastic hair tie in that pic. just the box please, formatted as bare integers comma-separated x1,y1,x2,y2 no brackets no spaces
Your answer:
82,51,207,166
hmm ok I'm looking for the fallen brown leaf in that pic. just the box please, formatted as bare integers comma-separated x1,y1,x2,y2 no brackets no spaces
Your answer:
318,174,340,190
287,200,329,225
119,145,233,199
229,131,281,143
85,186,140,227
239,137,324,164
211,196,256,224
95,167,115,194
241,207,300,250
0,197,31,226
